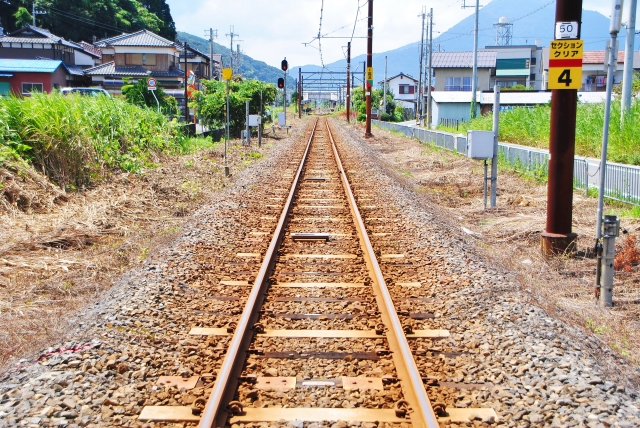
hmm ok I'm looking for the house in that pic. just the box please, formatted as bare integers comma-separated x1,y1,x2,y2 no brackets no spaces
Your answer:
178,43,216,81
378,72,419,111
0,25,100,86
87,29,185,92
431,51,497,92
0,59,70,96
542,49,640,91
485,44,544,90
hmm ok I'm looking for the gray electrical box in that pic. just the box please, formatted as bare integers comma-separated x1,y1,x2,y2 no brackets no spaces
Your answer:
248,115,261,126
467,130,495,159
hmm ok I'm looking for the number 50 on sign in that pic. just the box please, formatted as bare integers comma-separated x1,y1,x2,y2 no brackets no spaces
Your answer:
548,40,583,90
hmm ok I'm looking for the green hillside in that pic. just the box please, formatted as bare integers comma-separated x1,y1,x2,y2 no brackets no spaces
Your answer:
177,31,294,90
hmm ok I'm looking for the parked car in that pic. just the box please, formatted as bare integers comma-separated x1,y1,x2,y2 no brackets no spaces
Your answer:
60,87,111,97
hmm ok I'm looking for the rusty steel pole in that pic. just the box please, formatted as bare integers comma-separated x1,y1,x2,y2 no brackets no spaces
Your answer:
541,0,583,256
346,42,351,124
365,0,374,137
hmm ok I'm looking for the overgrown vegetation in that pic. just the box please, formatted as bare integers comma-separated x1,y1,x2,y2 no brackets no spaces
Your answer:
352,87,403,122
440,99,640,166
122,77,179,116
195,79,277,136
0,92,207,188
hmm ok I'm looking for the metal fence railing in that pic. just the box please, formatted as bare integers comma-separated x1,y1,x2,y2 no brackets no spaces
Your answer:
372,120,640,206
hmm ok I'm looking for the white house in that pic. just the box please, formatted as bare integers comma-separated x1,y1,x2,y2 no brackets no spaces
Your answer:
378,72,419,112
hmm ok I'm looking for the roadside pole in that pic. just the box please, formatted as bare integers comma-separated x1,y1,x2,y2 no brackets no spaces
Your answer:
490,85,500,207
365,0,374,138
222,67,232,177
470,0,480,119
383,55,387,120
298,68,302,119
183,42,190,124
596,0,624,307
246,100,250,146
541,0,583,256
346,42,351,123
427,8,433,128
418,7,426,124
621,0,637,121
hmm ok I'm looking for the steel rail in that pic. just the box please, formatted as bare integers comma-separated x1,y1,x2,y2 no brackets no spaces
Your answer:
198,118,320,428
325,119,440,428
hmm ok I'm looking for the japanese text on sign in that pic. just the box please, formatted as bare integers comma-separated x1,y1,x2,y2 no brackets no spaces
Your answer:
550,40,584,59
548,40,583,90
366,67,374,80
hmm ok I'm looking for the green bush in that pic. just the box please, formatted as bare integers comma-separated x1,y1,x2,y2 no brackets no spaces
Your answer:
0,92,203,187
357,113,366,122
380,112,391,121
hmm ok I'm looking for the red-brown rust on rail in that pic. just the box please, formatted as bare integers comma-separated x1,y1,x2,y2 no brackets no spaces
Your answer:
326,119,439,428
197,118,320,428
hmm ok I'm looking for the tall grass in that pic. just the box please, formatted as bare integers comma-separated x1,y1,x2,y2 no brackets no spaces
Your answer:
0,92,200,187
440,99,640,166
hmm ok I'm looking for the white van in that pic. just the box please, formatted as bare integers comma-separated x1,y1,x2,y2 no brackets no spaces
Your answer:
60,87,111,97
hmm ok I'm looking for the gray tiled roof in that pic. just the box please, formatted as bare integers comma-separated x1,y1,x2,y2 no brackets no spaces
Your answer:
0,25,79,49
431,51,497,68
84,61,184,78
95,30,176,48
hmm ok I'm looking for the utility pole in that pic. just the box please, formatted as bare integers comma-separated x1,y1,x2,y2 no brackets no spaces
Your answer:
347,41,351,123
32,1,46,27
427,8,433,128
236,44,242,75
362,61,366,106
541,0,583,256
383,55,387,120
365,0,374,137
463,0,480,119
418,7,426,123
298,68,302,119
622,0,637,121
205,28,218,80
226,26,241,75
184,41,190,124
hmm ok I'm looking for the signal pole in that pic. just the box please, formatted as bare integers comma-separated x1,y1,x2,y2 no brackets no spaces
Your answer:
347,41,351,123
184,41,190,124
298,68,302,119
541,0,583,256
365,0,374,137
622,0,637,121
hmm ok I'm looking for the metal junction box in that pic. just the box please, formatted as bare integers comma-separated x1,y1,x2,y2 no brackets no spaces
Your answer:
467,130,495,160
248,115,261,126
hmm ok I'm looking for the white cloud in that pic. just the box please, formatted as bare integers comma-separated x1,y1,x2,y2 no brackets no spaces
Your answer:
165,0,630,69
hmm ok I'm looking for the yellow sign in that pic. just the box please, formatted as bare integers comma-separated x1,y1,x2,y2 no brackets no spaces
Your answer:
222,68,233,81
548,40,583,90
366,67,374,81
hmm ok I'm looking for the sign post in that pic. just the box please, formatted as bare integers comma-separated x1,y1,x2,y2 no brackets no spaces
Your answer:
147,78,160,114
222,68,233,176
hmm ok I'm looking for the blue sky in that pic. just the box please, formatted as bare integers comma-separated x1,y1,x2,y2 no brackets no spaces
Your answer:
165,0,618,68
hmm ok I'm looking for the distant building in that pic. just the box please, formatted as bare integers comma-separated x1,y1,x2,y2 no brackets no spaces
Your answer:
484,44,544,90
431,51,497,93
88,29,187,92
378,72,419,112
0,59,71,96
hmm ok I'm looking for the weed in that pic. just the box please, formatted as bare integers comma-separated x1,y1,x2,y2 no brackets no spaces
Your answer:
585,318,611,335
614,235,639,272
139,247,149,260
181,181,200,199
400,168,413,177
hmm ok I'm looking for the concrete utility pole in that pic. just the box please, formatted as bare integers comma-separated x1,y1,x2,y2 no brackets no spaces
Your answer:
32,1,46,27
347,41,351,123
226,26,241,75
463,0,481,119
236,44,241,74
205,28,218,80
365,0,374,137
622,0,637,121
418,7,426,123
383,55,387,119
541,0,583,256
427,8,433,128
184,41,190,124
491,85,500,207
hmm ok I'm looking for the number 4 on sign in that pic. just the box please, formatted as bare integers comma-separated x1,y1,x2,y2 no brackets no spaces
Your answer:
559,70,572,86
548,67,582,90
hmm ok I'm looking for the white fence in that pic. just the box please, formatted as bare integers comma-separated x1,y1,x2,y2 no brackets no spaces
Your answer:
373,120,640,205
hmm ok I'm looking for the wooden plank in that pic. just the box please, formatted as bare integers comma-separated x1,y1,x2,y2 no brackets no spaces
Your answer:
138,406,200,422
230,408,403,423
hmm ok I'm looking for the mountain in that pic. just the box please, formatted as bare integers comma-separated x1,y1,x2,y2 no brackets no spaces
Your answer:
0,0,176,42
177,31,295,90
297,0,618,82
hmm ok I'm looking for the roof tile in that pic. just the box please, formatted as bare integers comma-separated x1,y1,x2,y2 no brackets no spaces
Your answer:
431,51,497,68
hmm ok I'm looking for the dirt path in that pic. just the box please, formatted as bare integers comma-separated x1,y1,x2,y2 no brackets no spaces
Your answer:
338,118,640,387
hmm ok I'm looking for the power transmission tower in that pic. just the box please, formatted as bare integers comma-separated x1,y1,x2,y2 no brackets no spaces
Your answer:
463,0,481,119
205,28,218,80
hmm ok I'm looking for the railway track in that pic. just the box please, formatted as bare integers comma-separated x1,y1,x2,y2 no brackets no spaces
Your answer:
138,118,496,427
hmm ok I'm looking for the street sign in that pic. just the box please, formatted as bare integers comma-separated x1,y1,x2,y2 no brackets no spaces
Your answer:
147,78,157,91
366,67,374,89
555,21,579,39
222,68,233,81
548,40,584,90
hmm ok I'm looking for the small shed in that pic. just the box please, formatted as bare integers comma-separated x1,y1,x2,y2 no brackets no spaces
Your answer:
0,59,69,96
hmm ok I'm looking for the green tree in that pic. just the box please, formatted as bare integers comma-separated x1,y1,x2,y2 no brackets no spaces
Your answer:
195,79,277,135
121,77,178,116
12,6,31,27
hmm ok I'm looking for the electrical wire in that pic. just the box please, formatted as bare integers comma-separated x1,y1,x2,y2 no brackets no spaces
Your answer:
43,6,127,34
318,0,325,67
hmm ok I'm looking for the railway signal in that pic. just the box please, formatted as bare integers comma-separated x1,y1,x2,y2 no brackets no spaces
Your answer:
277,78,284,89
281,59,288,71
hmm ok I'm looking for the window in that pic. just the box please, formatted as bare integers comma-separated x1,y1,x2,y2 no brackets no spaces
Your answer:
530,57,537,65
462,77,472,91
398,84,415,94
445,77,461,91
22,83,43,95
0,82,10,97
143,54,156,66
